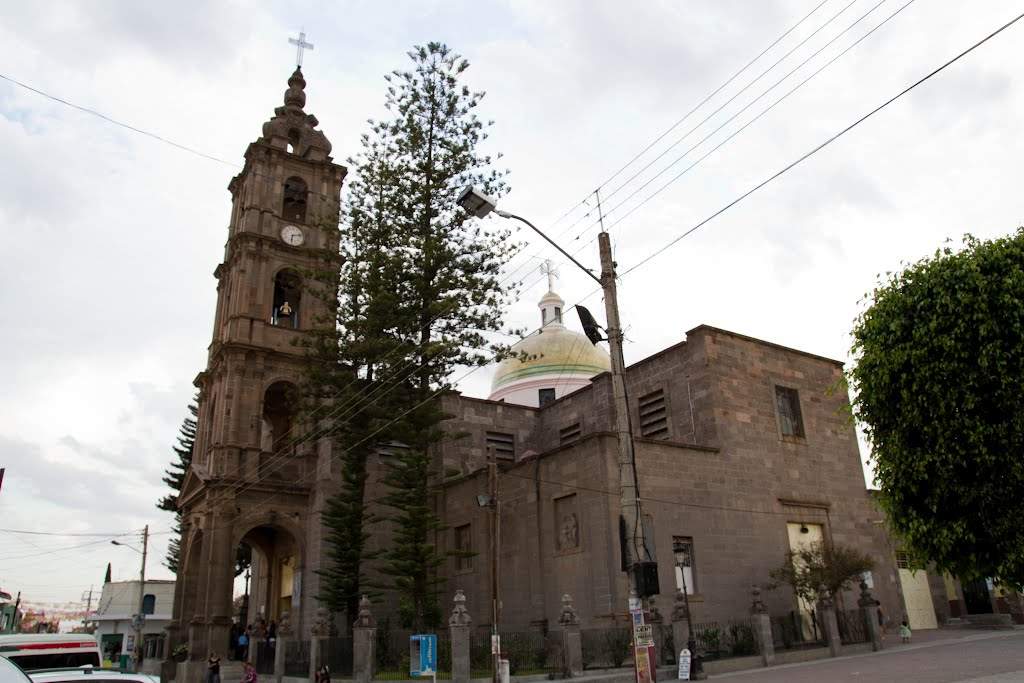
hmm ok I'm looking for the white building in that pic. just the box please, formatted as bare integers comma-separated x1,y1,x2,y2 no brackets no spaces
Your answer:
90,580,174,669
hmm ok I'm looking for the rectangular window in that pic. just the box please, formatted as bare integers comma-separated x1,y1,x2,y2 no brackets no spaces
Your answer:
538,388,556,407
485,431,515,461
638,389,669,439
673,536,696,595
454,524,473,571
559,422,582,446
774,385,805,437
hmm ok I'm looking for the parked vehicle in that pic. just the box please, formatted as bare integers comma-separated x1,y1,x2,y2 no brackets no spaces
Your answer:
0,656,32,683
30,669,159,683
0,636,101,672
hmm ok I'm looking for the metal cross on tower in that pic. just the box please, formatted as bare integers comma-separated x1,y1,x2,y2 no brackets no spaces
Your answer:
540,259,559,292
288,30,314,67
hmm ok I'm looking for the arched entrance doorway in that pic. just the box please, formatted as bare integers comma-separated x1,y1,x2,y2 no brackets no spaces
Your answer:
232,523,302,673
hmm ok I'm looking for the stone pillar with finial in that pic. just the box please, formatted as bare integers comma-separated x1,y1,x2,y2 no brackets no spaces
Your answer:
449,590,472,683
858,581,883,651
557,594,582,677
308,607,334,682
749,585,774,667
819,594,841,657
274,612,292,683
352,596,377,683
670,589,691,671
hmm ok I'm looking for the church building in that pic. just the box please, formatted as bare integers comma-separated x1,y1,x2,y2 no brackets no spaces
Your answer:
166,63,978,680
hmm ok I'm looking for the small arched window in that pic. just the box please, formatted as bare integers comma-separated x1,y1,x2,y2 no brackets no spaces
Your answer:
261,381,298,454
282,177,308,223
142,594,156,615
271,270,301,329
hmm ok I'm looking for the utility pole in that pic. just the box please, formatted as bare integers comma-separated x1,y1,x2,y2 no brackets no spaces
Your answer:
488,447,500,683
597,231,645,602
81,586,94,631
134,526,149,670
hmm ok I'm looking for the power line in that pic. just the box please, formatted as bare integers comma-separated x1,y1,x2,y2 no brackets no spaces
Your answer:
545,0,834,230
621,9,1024,278
0,528,140,538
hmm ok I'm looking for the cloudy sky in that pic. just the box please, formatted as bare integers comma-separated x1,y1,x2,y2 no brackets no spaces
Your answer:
1,0,1021,607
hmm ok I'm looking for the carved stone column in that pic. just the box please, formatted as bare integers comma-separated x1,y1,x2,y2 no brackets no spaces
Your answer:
274,611,292,683
309,608,333,682
558,594,582,677
449,590,472,683
749,586,774,667
352,596,377,683
858,582,883,651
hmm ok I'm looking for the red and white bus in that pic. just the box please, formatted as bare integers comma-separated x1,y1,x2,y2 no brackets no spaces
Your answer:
0,635,101,672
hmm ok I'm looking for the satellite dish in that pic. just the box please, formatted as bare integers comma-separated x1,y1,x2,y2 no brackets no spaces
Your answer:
576,305,605,345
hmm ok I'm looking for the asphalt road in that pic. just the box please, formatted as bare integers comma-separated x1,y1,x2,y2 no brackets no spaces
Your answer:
712,630,1024,682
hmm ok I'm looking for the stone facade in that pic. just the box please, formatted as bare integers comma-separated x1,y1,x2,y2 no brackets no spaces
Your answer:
436,326,905,630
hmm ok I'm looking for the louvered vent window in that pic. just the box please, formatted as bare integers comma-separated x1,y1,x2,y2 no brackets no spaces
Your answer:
638,389,669,439
559,422,582,446
486,431,515,461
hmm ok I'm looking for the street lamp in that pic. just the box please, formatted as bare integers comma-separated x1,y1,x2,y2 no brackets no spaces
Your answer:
672,539,703,679
111,526,149,672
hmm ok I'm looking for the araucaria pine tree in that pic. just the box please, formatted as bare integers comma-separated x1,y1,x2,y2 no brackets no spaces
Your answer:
310,42,519,631
157,398,198,573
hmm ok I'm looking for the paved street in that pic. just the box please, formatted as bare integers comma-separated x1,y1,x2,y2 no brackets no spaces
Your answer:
714,630,1024,682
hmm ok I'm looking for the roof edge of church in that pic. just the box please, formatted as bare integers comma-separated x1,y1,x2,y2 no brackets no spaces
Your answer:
686,324,845,367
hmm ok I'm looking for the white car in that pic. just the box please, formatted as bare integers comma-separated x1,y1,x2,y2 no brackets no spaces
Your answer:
0,656,31,683
29,669,159,683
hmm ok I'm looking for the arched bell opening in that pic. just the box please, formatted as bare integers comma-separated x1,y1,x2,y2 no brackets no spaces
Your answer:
282,176,308,223
259,381,299,455
271,270,301,329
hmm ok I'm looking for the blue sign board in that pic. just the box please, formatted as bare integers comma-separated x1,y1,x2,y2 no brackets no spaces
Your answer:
409,634,437,677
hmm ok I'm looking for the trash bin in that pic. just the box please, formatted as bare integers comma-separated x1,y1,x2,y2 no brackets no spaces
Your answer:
498,659,510,683
119,654,130,672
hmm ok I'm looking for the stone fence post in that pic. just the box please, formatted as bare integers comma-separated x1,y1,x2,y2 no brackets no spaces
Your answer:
449,590,472,683
274,612,292,683
750,586,774,667
819,596,841,657
670,590,691,668
309,608,334,682
858,582,883,651
352,596,377,683
558,594,583,677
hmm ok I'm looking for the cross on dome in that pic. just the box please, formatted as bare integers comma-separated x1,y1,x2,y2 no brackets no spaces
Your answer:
288,30,314,68
540,259,560,293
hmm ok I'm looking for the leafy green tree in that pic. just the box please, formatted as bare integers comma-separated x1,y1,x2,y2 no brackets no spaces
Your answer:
307,42,519,631
768,541,875,607
849,229,1024,588
157,399,197,573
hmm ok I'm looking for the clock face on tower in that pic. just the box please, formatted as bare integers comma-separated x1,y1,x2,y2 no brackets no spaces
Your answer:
280,224,305,246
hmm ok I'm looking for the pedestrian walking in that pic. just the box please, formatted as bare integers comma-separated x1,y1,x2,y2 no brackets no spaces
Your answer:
242,661,258,683
315,665,330,683
876,601,886,635
899,620,912,644
237,628,249,661
206,652,221,683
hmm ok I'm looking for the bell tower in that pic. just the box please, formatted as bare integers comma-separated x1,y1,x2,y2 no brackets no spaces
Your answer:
169,67,346,675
